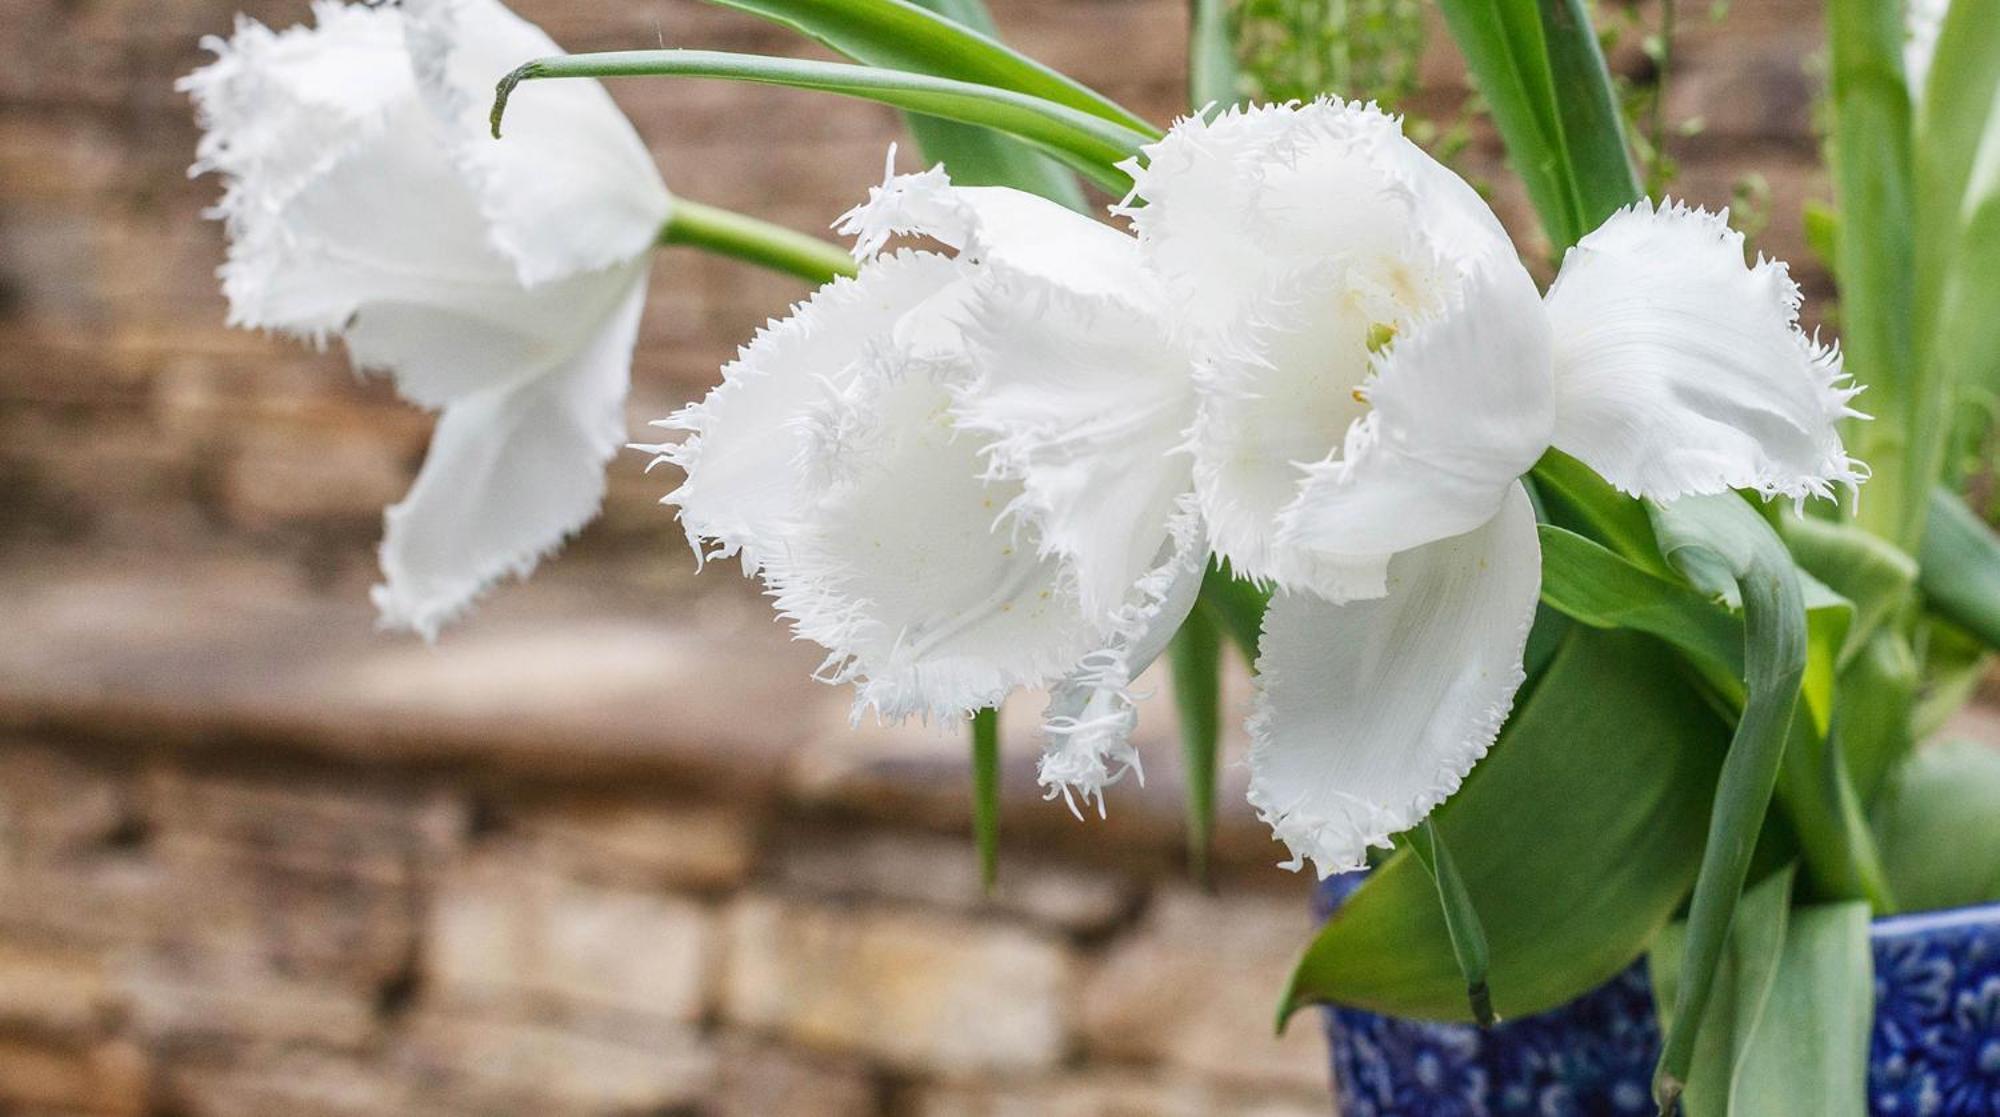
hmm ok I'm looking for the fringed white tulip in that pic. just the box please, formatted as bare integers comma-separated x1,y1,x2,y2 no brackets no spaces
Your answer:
1121,99,1862,876
181,0,670,639
654,159,1203,805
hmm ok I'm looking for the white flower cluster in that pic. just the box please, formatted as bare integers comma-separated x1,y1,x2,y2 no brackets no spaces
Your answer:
665,104,1862,875
186,1,1861,876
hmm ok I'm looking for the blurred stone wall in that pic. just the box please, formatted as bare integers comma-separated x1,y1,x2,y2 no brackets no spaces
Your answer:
0,0,1835,1114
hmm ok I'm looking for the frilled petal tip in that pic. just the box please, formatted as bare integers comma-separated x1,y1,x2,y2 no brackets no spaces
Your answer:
1247,484,1539,878
178,0,417,340
645,249,962,577
1545,199,1868,509
402,0,671,287
1035,500,1207,817
370,276,647,641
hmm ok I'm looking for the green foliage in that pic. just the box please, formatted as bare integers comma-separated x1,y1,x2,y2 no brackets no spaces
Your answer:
970,707,1001,890
1280,628,1729,1024
1646,495,1809,1114
1921,487,2000,650
1232,0,1428,107
1873,739,2000,911
492,51,1156,192
1404,819,1495,1027
1650,866,1873,1117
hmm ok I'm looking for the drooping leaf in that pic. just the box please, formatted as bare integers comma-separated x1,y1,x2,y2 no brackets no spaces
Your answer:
1873,738,2000,911
492,51,1153,192
1167,604,1223,885
1647,495,1809,1114
1280,627,1730,1024
701,0,1155,133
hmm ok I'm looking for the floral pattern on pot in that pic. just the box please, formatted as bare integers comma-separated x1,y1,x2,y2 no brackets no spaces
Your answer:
1316,877,2000,1116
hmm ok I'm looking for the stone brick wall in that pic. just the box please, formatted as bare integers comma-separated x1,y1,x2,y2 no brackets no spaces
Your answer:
0,0,1861,1114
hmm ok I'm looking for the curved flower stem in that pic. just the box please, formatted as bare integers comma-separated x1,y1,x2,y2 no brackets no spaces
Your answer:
658,199,856,285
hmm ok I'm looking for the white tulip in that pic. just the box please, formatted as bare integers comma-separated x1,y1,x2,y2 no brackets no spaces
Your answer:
181,0,670,638
1116,100,1863,876
651,158,1203,811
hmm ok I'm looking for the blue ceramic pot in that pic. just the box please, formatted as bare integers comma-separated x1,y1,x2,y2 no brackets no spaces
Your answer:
1314,876,2000,1116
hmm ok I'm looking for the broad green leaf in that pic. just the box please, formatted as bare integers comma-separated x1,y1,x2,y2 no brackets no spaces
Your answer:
1651,866,1873,1117
659,198,857,283
1280,627,1729,1024
1167,605,1223,884
492,51,1153,192
1538,524,1741,684
1921,486,2000,649
731,0,1089,207
1405,819,1495,1027
1187,0,1237,110
1873,738,2000,910
1827,0,1922,545
1647,495,1809,1113
702,0,1156,134
1530,448,1672,576
1911,615,1992,739
970,706,1000,890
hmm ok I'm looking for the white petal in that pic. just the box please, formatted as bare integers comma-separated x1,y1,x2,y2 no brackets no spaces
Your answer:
403,0,672,286
372,272,650,639
1120,98,1516,336
1248,483,1540,878
836,157,1150,294
952,270,1197,619
1544,200,1865,505
1280,259,1554,562
652,250,962,575
766,347,1099,724
1036,500,1208,817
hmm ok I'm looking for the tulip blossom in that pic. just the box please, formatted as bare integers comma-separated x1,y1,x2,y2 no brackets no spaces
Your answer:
1109,100,1865,876
650,158,1203,811
181,0,670,638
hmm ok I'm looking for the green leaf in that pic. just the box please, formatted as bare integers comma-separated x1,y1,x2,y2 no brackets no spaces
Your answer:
1280,627,1729,1024
1650,866,1873,1117
659,198,857,283
1188,0,1237,110
1538,524,1741,685
1536,0,1642,230
1405,819,1496,1027
1167,605,1223,885
702,0,1155,134
728,0,1089,207
1873,739,2000,911
492,51,1153,193
1647,495,1809,1114
1776,513,1919,664
1911,615,1992,739
1832,628,1918,803
1921,486,2000,650
1827,0,1922,545
970,706,1000,890
1531,449,1672,576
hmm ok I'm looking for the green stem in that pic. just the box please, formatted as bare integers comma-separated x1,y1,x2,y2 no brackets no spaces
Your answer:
658,199,857,285
1168,604,1223,887
1407,819,1497,1027
971,707,1001,892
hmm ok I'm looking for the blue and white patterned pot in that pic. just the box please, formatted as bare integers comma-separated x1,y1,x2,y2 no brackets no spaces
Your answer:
1314,876,2000,1116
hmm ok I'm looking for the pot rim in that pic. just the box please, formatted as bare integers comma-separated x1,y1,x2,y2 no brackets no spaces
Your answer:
1871,898,2000,939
